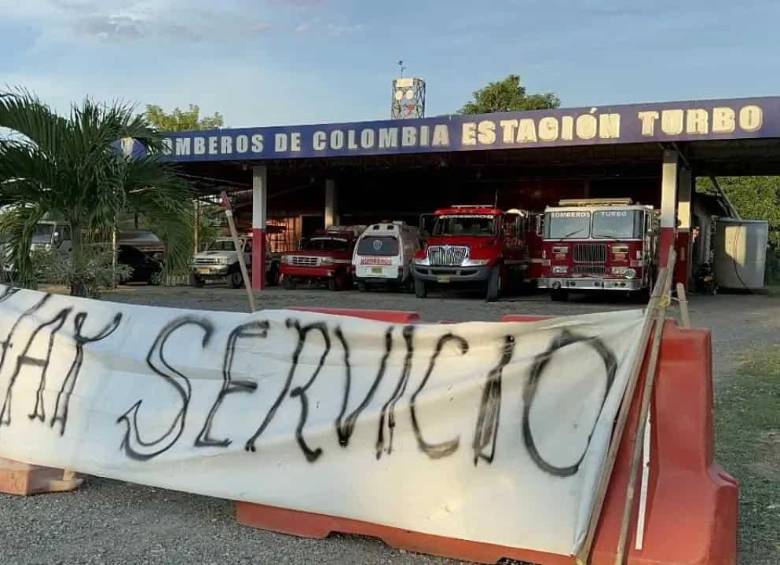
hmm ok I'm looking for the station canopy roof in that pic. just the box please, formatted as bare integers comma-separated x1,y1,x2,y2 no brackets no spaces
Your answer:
156,96,780,195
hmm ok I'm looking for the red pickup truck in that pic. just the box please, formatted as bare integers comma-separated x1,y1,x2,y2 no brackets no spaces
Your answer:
280,226,364,291
412,205,532,301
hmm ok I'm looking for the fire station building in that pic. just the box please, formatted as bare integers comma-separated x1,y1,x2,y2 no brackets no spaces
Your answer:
158,96,780,290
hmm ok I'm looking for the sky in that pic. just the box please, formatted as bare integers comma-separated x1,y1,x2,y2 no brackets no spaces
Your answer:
2,0,780,128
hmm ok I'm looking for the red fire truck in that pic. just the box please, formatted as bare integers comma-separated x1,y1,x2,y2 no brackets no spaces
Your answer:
412,205,531,301
538,198,658,301
280,226,364,291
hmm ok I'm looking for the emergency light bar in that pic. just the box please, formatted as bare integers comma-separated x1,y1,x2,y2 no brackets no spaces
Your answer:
558,198,634,206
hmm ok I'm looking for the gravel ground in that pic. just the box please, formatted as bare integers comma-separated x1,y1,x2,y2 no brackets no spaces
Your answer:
1,284,778,564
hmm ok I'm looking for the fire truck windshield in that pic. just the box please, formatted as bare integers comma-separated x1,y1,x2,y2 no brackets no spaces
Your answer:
592,210,644,239
544,212,590,239
433,215,496,236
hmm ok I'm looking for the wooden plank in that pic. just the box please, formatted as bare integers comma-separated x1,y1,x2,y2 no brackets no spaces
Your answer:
614,258,675,564
576,249,676,565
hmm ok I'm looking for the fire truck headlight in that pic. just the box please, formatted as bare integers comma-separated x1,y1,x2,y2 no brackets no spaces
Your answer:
463,258,489,266
414,256,430,266
624,268,637,279
552,266,568,274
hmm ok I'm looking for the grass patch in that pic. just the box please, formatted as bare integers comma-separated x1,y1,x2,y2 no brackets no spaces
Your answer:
715,345,780,564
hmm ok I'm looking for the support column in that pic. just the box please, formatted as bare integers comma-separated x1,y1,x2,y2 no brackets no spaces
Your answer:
659,150,678,268
252,166,267,290
675,167,692,287
325,179,338,227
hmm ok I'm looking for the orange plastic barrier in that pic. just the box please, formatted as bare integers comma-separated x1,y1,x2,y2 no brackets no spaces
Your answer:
235,316,738,565
289,307,420,324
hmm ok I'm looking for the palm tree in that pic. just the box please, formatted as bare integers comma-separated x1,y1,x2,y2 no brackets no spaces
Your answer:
0,89,193,296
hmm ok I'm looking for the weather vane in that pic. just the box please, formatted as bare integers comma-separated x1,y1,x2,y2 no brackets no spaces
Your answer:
397,59,406,76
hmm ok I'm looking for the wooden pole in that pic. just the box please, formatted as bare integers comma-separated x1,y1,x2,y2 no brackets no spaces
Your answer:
613,256,674,564
220,191,255,313
676,282,690,329
576,248,676,565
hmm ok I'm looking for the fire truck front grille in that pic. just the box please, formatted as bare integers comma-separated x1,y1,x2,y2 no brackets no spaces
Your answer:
291,256,318,267
427,246,469,266
573,243,607,263
573,264,607,275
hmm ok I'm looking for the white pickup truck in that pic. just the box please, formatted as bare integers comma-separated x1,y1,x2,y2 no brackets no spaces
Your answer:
190,237,280,288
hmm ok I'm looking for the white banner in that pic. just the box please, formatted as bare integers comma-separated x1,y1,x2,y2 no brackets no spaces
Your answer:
0,286,643,556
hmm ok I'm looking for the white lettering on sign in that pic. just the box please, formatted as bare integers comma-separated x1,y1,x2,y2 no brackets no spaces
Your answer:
193,137,206,155
158,102,769,158
600,211,628,217
330,130,344,150
431,124,449,146
175,137,191,156
360,129,375,149
313,131,327,151
638,105,764,137
478,120,496,144
551,211,590,218
462,122,477,146
379,128,399,148
402,126,417,147
251,134,264,153
0,286,644,557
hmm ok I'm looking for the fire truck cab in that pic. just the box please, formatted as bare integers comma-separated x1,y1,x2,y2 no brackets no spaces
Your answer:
538,198,658,301
412,205,531,302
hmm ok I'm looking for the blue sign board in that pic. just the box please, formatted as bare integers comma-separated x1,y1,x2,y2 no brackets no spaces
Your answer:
161,96,780,163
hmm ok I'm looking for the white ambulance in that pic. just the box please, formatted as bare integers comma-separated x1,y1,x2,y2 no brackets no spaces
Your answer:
352,222,421,291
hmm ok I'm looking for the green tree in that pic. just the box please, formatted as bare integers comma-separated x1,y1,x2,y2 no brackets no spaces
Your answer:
698,176,780,282
697,176,780,246
145,104,223,131
0,90,194,296
459,74,560,114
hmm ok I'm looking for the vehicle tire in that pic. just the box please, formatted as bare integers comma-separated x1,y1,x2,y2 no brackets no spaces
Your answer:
229,270,243,288
550,288,568,302
414,277,427,298
357,280,367,292
486,265,502,302
266,263,280,286
190,273,205,288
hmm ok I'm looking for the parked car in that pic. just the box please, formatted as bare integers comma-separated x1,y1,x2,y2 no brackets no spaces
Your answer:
281,226,364,290
117,245,162,284
190,236,281,288
353,222,420,291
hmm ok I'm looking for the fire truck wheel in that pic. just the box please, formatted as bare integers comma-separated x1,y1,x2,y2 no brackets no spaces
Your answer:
486,266,502,302
550,288,568,302
190,274,205,288
282,275,296,290
414,277,427,298
229,271,243,288
357,280,367,292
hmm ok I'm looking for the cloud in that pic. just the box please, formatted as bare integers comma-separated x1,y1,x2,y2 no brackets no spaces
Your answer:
326,23,366,37
6,0,273,43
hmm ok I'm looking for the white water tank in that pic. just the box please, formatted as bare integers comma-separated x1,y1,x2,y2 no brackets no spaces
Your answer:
713,218,769,289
